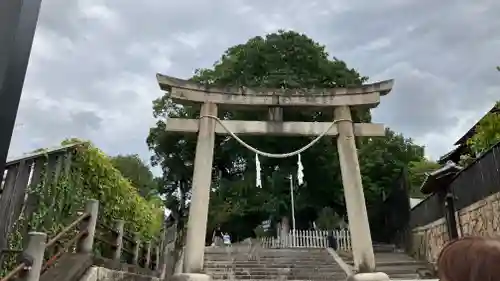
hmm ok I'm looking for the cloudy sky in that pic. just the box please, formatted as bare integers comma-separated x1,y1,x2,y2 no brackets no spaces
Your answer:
8,0,500,172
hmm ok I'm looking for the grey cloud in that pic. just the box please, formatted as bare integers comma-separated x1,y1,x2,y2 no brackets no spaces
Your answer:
71,111,103,130
372,62,460,134
309,0,500,158
9,0,500,166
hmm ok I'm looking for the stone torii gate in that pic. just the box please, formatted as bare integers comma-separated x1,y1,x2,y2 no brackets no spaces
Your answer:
156,74,394,276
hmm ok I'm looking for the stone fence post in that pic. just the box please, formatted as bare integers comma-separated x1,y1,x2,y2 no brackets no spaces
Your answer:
132,235,141,265
77,199,99,253
112,220,124,261
20,232,47,281
144,242,151,269
154,246,160,270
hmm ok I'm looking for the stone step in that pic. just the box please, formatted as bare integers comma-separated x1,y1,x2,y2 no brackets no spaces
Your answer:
372,244,396,253
377,267,425,275
206,257,331,262
206,256,330,259
206,253,329,256
205,263,341,269
206,254,332,257
206,256,330,260
207,273,347,279
205,252,329,257
207,271,346,278
206,248,328,252
204,267,344,274
205,253,332,258
205,256,334,260
342,264,427,277
206,267,344,273
387,273,421,279
206,258,335,263
206,251,331,255
377,266,428,274
345,260,427,268
338,255,419,263
375,259,422,265
206,247,328,250
210,279,335,281
374,253,419,259
208,274,338,280
204,260,337,267
344,258,423,266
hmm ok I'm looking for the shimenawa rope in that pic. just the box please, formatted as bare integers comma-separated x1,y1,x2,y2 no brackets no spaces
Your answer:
199,114,352,187
199,115,352,158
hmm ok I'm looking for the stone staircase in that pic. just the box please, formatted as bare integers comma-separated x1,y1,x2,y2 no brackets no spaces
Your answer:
340,244,436,280
204,247,347,280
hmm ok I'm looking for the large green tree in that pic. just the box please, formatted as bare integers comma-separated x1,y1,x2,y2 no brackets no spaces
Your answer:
147,30,426,240
110,154,158,198
407,158,441,198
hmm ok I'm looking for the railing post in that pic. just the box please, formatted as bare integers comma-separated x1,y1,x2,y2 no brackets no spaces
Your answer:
77,199,99,253
154,246,160,270
144,242,151,269
112,220,124,261
132,235,141,265
20,232,47,281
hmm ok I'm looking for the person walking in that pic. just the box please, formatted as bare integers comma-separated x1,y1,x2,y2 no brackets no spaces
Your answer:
223,232,232,247
327,230,338,251
212,226,223,247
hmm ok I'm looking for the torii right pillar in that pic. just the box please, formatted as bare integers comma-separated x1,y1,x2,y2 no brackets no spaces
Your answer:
335,105,375,273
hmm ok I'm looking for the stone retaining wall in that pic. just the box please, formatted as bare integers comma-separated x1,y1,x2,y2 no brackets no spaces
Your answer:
410,192,500,264
80,267,160,281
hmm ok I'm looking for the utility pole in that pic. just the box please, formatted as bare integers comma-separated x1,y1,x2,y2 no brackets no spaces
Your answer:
289,174,296,230
0,0,43,173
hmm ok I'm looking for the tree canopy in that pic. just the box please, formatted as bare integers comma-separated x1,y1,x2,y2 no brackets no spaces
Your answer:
407,158,441,198
468,101,500,155
147,30,428,241
110,154,159,198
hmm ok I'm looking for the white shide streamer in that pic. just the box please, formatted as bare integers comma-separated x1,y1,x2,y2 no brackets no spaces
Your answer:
199,115,352,187
255,153,262,188
297,154,304,186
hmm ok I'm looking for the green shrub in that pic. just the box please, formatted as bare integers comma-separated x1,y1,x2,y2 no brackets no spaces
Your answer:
70,140,164,238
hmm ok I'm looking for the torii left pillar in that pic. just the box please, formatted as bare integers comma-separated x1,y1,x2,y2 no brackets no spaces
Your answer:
183,102,217,273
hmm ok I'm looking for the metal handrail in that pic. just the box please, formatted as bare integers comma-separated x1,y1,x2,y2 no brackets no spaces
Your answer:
46,212,90,248
0,263,28,281
0,199,165,281
41,230,88,273
97,222,119,235
0,211,90,281
94,234,117,248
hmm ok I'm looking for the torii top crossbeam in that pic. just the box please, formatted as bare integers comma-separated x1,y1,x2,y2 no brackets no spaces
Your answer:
156,73,395,137
156,74,394,109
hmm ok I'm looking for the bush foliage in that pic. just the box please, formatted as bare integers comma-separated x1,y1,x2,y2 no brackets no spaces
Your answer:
67,140,164,237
